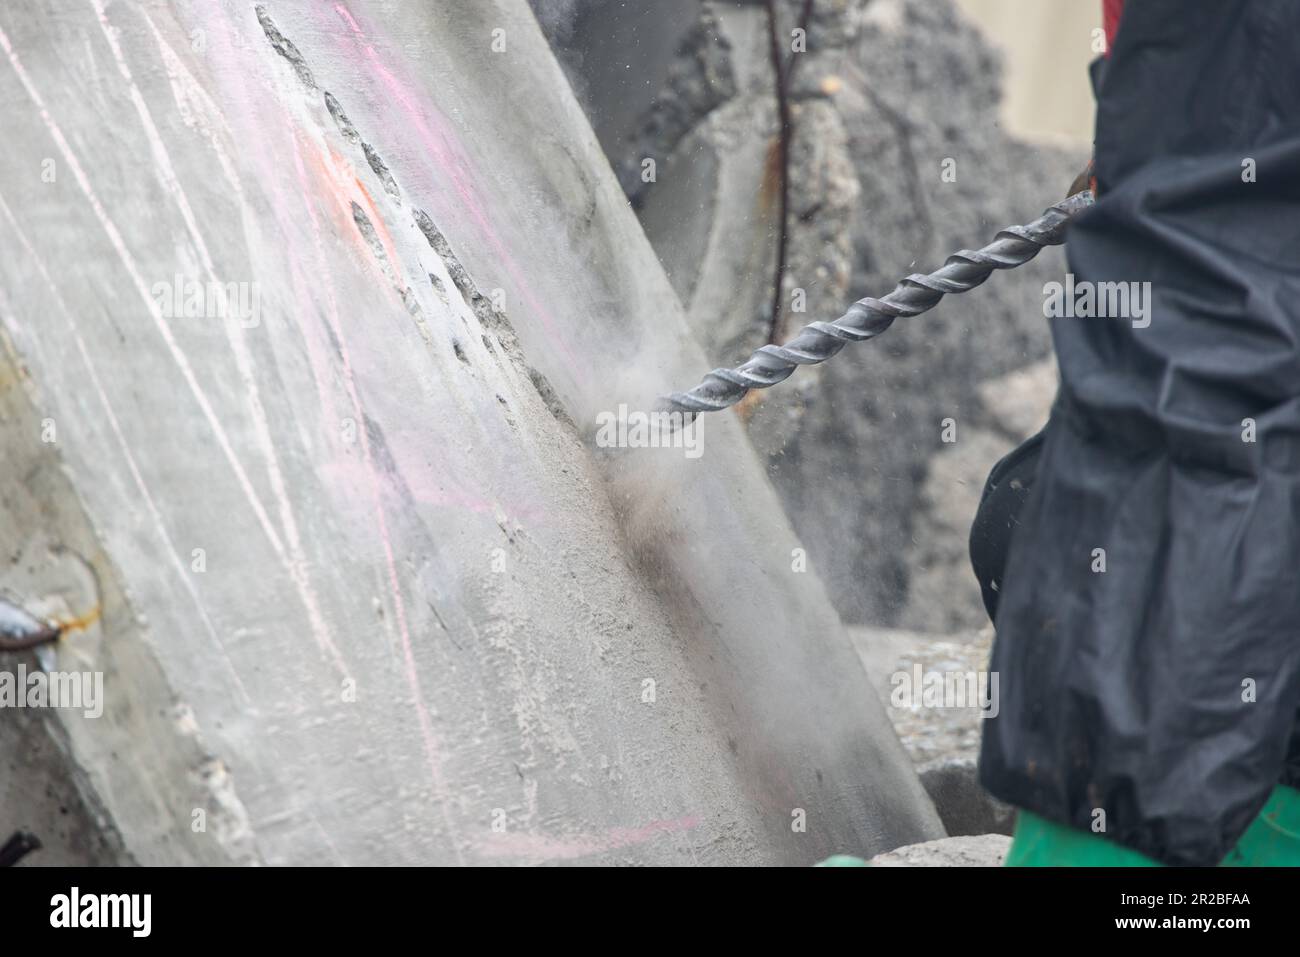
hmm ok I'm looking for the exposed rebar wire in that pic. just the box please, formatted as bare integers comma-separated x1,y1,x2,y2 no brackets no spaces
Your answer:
763,0,816,346
662,190,1094,415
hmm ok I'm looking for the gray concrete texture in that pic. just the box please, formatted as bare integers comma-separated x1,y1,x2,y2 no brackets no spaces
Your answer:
868,832,1008,866
0,1,943,864
544,0,1077,632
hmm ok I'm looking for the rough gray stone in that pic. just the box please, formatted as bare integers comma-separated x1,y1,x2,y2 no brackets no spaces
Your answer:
868,832,1010,866
852,625,994,766
0,704,127,866
896,427,1008,633
919,757,1015,837
977,357,1058,440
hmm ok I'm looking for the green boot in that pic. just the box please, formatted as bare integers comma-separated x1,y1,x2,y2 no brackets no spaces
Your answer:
1005,784,1300,866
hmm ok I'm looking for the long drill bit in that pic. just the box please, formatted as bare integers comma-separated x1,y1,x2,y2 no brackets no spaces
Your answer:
662,190,1094,415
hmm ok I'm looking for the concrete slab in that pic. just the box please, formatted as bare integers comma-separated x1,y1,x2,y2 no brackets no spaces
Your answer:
0,0,941,864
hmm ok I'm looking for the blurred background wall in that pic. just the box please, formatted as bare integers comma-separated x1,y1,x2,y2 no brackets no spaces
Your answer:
955,0,1099,144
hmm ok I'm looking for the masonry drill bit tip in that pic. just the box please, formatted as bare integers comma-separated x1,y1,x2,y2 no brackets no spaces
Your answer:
0,597,62,652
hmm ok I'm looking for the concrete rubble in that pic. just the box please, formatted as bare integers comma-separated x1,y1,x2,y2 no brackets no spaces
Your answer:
868,833,1009,866
852,624,1015,837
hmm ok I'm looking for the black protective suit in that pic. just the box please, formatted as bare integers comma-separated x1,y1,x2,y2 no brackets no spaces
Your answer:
976,0,1300,866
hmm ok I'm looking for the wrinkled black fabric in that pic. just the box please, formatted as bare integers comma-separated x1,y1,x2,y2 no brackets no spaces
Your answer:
969,431,1045,622
978,0,1300,866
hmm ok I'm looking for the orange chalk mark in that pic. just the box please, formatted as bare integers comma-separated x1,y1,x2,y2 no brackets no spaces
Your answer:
293,123,405,285
55,605,102,636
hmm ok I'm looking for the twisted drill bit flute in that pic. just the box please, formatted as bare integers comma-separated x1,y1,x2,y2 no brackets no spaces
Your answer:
662,190,1094,415
0,597,60,652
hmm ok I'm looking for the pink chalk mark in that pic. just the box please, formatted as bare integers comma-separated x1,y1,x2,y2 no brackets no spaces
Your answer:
283,124,466,864
332,3,582,378
319,460,545,524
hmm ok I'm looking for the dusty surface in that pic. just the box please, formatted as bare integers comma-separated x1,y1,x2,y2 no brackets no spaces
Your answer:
541,0,1078,630
0,704,125,866
899,358,1057,632
852,625,993,766
919,758,1014,837
868,832,1009,866
0,0,941,864
852,624,1015,836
